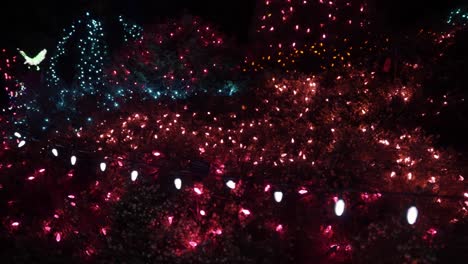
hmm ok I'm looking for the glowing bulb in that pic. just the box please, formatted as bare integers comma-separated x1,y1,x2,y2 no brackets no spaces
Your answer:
100,162,106,172
131,170,138,181
226,180,236,189
51,148,58,157
276,224,283,232
70,155,77,165
18,140,26,148
335,199,345,216
194,187,202,195
174,178,182,190
274,191,283,203
189,241,198,247
407,206,418,225
14,132,21,138
241,209,251,215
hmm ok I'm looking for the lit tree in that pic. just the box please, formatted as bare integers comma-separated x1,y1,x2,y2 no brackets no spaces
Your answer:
106,15,243,108
246,0,372,72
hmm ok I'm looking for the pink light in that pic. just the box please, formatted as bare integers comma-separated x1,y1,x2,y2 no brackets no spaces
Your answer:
214,228,222,235
298,189,308,195
68,195,75,199
39,168,46,173
330,244,340,250
168,216,174,225
200,210,206,216
55,232,61,242
427,228,437,236
152,151,161,156
276,224,283,232
101,228,107,235
264,184,271,192
27,176,35,180
194,187,202,195
11,222,19,227
189,241,198,247
464,192,468,198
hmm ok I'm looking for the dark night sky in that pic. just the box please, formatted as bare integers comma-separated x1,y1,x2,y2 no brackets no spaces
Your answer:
0,0,465,51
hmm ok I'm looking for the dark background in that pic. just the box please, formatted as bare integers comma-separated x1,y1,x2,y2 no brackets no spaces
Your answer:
0,0,465,50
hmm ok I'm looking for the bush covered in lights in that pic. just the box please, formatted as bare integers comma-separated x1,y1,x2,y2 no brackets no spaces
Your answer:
1,63,467,263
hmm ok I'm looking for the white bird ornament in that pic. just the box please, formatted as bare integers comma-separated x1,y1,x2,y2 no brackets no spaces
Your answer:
18,49,47,71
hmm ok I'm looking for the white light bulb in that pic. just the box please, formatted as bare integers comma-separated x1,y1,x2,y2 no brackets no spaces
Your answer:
70,155,77,165
51,148,58,157
100,162,106,172
226,180,236,189
18,140,26,148
335,199,345,216
14,132,21,138
274,191,283,203
174,178,182,190
407,206,418,225
131,170,138,181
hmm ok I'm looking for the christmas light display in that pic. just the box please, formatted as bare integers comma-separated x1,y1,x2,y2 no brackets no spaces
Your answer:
0,4,467,264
